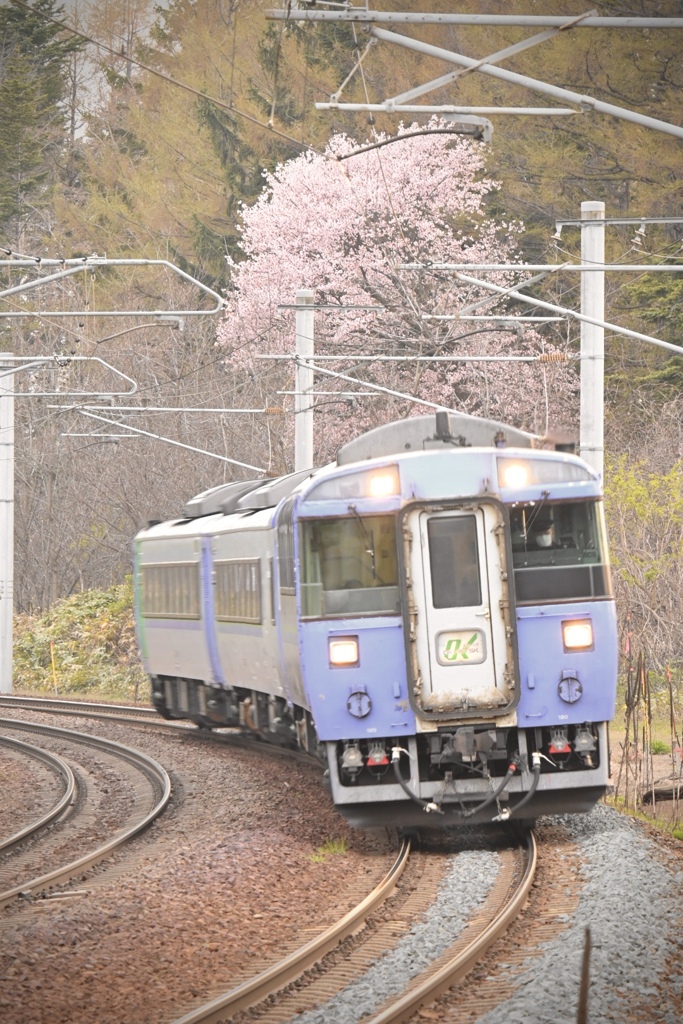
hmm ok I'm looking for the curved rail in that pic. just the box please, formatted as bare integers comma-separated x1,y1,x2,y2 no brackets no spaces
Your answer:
0,734,76,852
171,839,411,1024
0,695,321,770
0,694,158,718
366,829,537,1024
0,718,172,908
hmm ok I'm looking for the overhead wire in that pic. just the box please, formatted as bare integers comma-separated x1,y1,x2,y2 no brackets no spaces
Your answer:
10,0,327,159
9,0,569,424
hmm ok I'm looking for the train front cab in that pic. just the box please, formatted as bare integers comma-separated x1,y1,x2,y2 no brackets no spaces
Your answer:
296,449,618,828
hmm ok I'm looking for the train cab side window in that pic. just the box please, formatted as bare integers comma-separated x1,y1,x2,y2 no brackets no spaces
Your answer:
300,515,401,618
509,500,612,603
277,496,296,594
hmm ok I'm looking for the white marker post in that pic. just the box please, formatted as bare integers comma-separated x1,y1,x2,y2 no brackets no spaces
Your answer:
295,290,315,472
579,202,606,478
0,358,14,694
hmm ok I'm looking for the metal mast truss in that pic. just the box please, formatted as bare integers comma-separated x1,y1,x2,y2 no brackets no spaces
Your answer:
266,6,683,139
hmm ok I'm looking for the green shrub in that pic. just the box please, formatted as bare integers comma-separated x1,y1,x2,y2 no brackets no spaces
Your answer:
13,578,148,702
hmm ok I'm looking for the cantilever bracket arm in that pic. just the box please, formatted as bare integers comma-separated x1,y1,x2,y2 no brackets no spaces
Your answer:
370,27,683,140
0,355,138,396
452,272,683,357
0,258,225,318
384,14,596,107
72,409,265,472
456,267,566,317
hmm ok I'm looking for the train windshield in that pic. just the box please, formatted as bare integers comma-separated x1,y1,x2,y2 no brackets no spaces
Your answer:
299,514,400,618
509,499,611,603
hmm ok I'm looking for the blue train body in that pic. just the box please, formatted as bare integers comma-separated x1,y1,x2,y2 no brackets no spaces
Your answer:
134,413,618,827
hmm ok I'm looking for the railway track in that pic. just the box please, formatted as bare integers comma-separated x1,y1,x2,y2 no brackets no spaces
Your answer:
171,831,536,1024
1,697,538,1024
365,831,536,1024
0,733,76,852
0,693,162,725
0,693,320,764
0,717,171,909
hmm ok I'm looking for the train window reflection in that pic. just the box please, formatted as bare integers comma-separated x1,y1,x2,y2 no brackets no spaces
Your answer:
300,515,400,618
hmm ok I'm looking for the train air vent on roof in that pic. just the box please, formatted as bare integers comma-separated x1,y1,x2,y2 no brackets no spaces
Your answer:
220,480,270,514
236,468,314,510
336,413,536,464
182,479,264,519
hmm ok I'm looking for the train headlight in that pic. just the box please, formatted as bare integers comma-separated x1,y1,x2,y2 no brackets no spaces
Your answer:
562,619,593,651
329,637,359,667
367,469,399,498
307,465,400,501
499,461,530,488
497,457,594,488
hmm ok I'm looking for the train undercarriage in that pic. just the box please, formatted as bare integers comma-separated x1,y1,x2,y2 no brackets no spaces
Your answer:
151,673,610,829
327,721,610,828
150,674,320,755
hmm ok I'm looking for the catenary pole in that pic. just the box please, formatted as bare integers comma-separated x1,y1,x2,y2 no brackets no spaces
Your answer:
0,359,14,694
295,290,315,471
580,203,605,478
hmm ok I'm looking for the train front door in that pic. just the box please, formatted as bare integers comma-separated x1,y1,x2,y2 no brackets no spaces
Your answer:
407,504,515,717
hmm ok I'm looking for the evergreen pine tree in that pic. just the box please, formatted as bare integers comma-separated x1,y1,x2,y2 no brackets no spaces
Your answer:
0,0,82,245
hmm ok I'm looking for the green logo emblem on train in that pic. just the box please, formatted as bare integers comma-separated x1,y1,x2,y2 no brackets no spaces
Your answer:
436,630,485,665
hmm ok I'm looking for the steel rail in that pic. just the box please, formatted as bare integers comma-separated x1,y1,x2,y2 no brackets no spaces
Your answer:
0,718,172,907
0,734,76,852
366,830,537,1024
0,697,324,775
171,839,412,1024
0,695,157,717
0,695,214,736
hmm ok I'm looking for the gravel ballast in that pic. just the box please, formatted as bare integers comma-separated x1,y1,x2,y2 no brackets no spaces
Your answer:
287,847,501,1024
478,804,683,1024
1,709,682,1023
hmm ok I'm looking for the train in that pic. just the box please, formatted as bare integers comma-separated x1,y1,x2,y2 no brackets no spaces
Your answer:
133,411,618,828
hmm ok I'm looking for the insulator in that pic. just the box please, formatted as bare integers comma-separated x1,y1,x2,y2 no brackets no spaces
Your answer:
265,406,285,415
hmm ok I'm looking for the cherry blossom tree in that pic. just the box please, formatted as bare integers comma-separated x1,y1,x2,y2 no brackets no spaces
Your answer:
217,122,576,469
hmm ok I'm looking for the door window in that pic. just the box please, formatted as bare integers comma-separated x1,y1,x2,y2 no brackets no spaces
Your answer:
427,515,482,609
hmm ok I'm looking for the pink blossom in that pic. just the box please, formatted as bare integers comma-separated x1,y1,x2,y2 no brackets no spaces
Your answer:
217,122,576,466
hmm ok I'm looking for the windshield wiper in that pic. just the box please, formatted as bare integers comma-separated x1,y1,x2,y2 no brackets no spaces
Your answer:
347,504,376,579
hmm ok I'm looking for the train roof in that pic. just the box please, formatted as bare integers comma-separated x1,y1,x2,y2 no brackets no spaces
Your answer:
146,413,579,532
336,412,541,465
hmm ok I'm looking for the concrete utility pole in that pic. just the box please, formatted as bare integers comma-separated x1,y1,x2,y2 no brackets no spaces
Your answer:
579,202,605,479
0,359,14,694
295,290,315,472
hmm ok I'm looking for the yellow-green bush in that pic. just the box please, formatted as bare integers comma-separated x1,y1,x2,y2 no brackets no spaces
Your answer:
13,578,148,702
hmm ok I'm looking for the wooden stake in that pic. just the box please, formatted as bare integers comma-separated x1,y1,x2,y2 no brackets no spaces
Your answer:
577,926,592,1024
